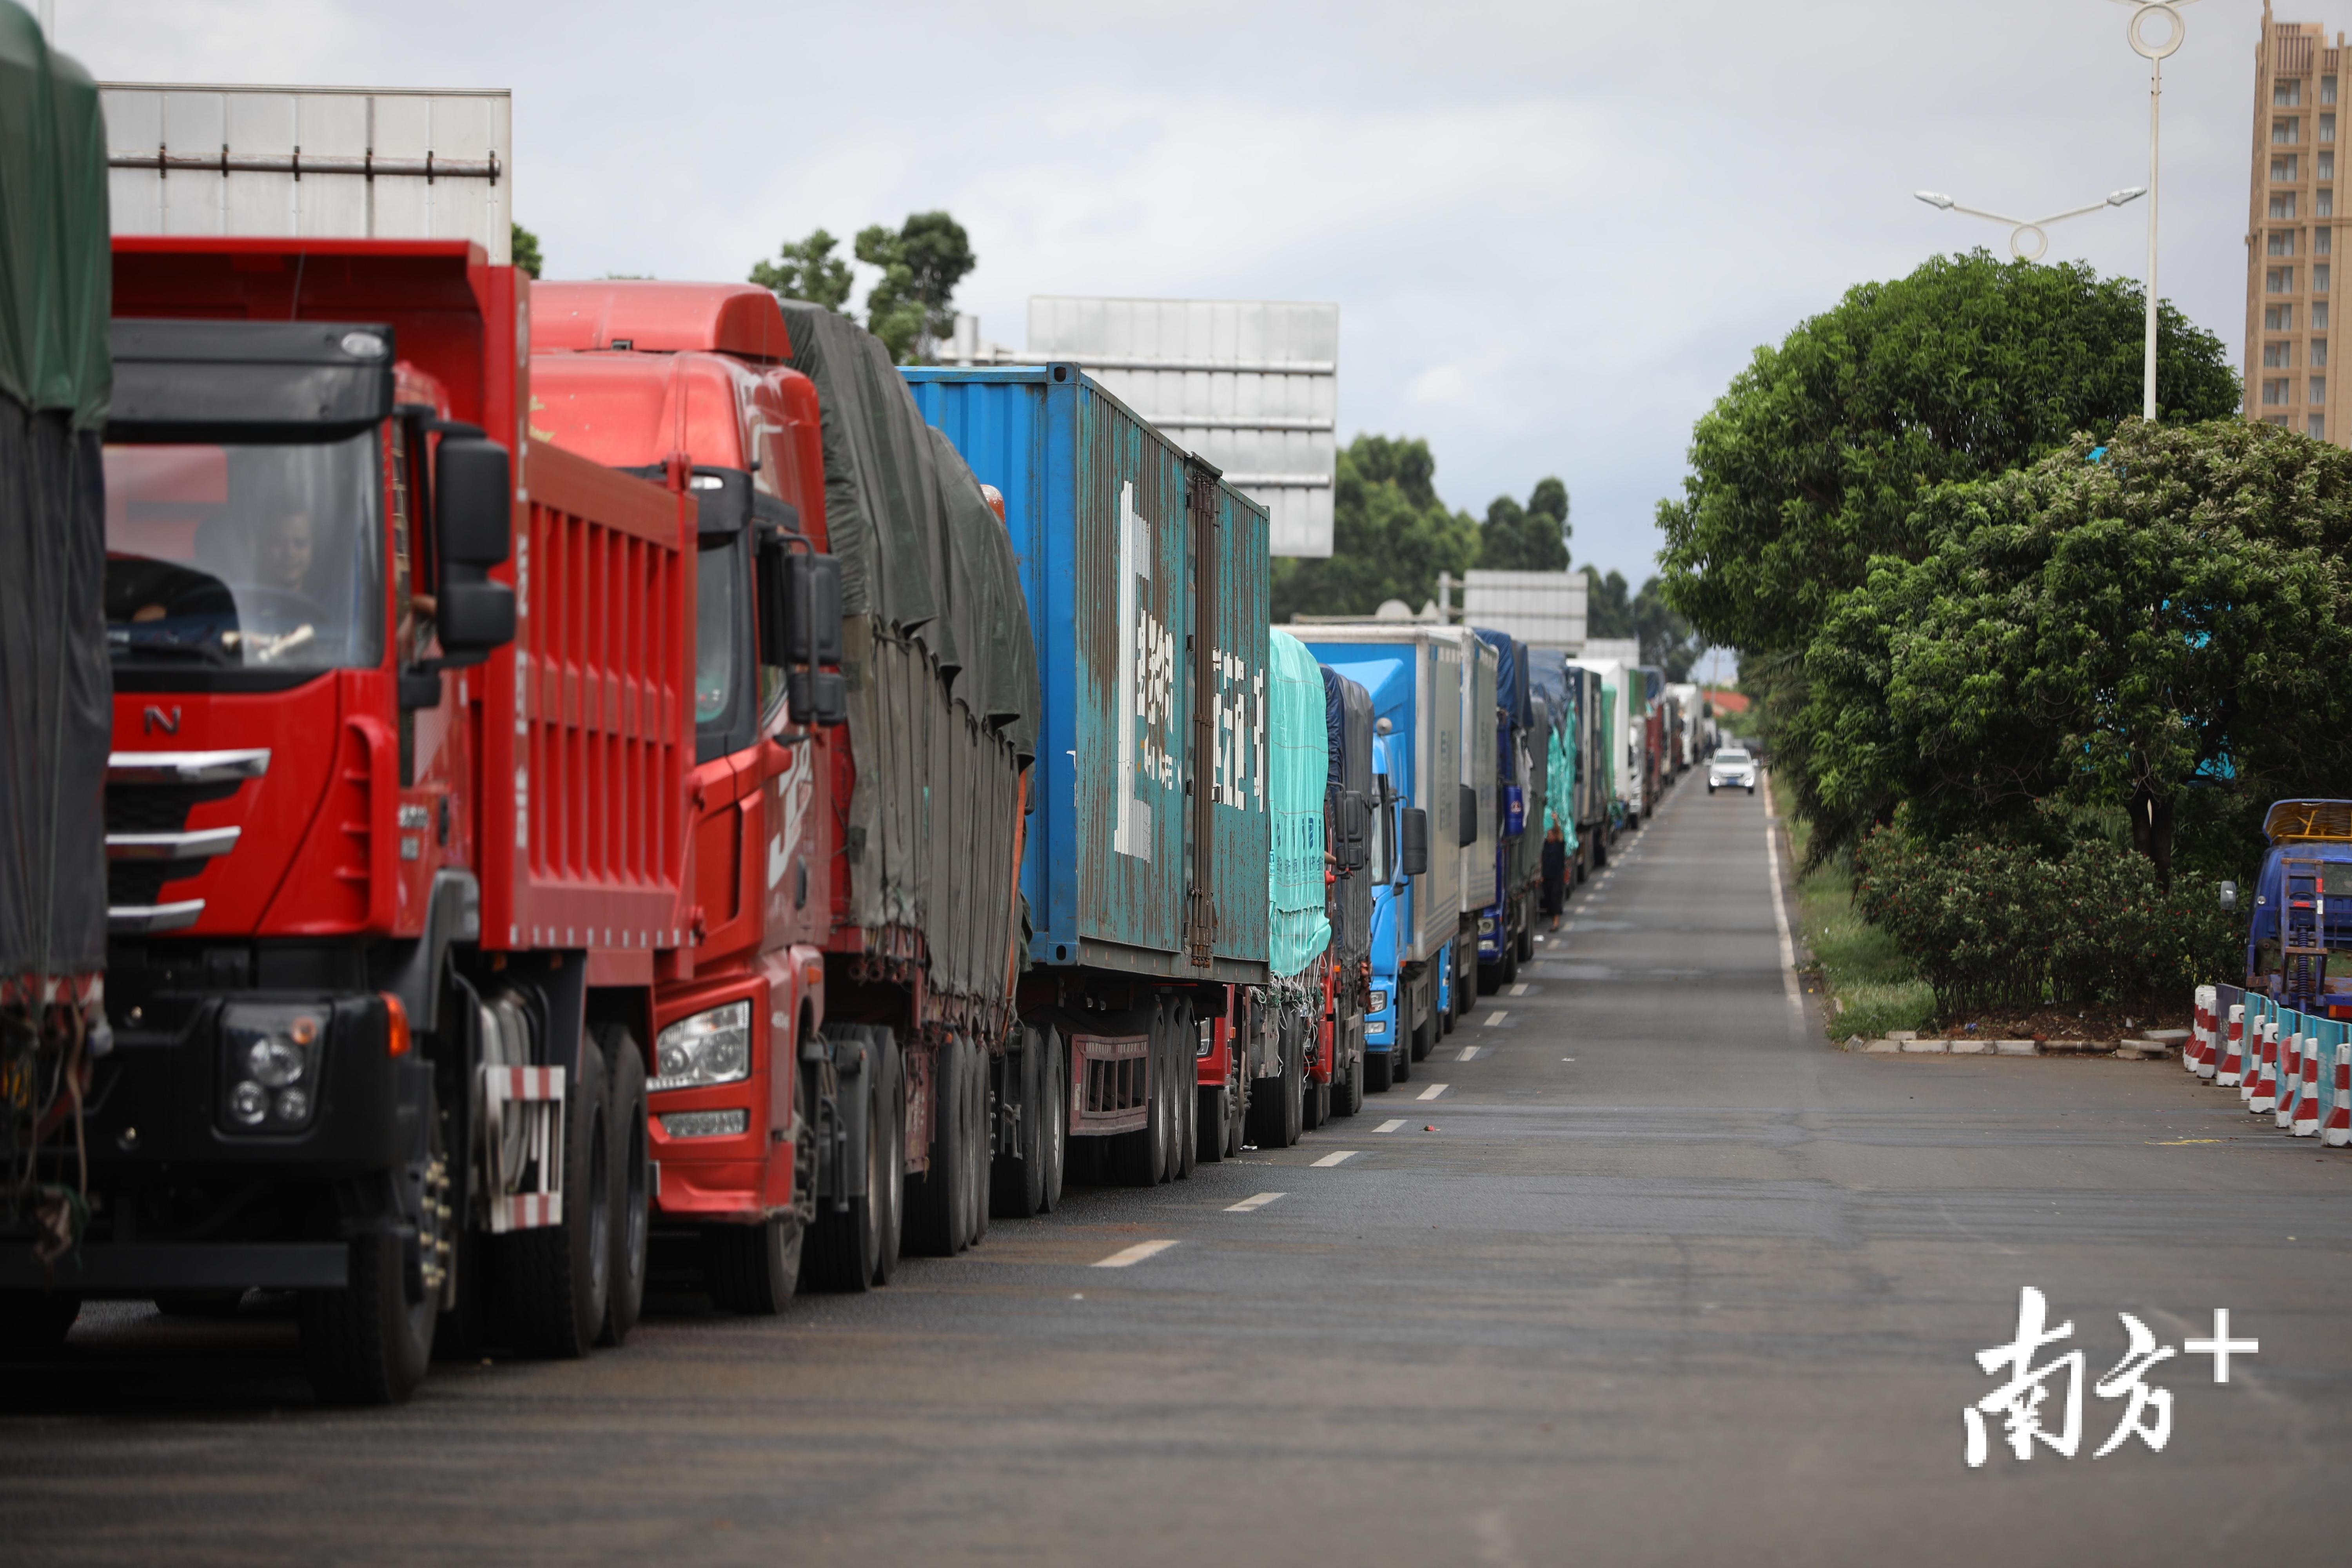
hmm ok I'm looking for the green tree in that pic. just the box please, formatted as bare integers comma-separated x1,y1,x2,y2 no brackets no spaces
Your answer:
1582,566,1632,638
1656,250,2240,660
750,227,853,311
1792,419,2352,883
855,211,975,363
1632,577,1698,681
511,222,543,279
1478,476,1570,571
1271,435,1479,622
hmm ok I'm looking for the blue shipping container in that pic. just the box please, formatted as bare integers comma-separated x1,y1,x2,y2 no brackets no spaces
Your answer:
905,365,1271,985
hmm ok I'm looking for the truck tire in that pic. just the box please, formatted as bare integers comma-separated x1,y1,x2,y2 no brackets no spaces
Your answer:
1335,1044,1364,1118
1395,1021,1415,1083
704,1215,802,1315
1038,1027,1066,1214
1109,1005,1169,1187
302,1227,437,1406
505,1034,611,1359
991,1026,1049,1220
805,1027,887,1290
1197,1084,1229,1163
1172,1000,1197,1180
0,1290,80,1347
599,1024,649,1347
1279,1018,1305,1147
906,1034,976,1254
1365,1047,1394,1094
1157,1009,1182,1183
965,1035,990,1246
1477,959,1503,997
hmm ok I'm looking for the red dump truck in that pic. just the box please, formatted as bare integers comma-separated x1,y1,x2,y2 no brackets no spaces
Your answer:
528,282,1035,1301
0,234,725,1403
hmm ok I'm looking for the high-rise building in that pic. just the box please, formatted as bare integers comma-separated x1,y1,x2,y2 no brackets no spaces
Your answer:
2247,6,2343,442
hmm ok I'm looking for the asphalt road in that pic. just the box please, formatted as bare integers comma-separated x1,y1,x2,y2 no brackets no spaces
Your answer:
5,775,2348,1566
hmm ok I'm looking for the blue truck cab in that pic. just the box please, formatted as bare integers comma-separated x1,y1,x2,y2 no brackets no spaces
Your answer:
2245,800,2352,1013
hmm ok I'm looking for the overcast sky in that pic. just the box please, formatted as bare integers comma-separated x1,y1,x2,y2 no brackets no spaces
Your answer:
54,0,2309,584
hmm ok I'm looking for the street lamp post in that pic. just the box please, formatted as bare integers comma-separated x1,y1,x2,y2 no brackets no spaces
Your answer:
2116,0,2200,421
1915,187,2147,262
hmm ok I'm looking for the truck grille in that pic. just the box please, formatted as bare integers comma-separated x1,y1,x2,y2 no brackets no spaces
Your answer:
104,750,269,933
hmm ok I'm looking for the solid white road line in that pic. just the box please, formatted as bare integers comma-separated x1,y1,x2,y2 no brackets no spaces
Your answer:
1417,1083,1448,1101
1310,1150,1360,1167
1092,1240,1181,1268
1506,983,1530,997
1483,1010,1509,1026
1225,1192,1285,1212
1759,768,1806,1033
1375,1118,1406,1132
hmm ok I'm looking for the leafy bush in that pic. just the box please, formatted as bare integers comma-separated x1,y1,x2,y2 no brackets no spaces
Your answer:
1853,826,2241,1019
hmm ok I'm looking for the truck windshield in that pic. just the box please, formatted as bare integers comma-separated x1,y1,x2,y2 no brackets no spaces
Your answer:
696,543,739,726
103,435,383,674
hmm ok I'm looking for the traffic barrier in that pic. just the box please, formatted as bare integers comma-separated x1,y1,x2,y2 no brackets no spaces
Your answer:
2250,1006,2279,1114
2276,1016,2304,1131
2219,1002,2245,1087
2326,1042,2352,1147
2191,985,2216,1076
2292,1020,2328,1137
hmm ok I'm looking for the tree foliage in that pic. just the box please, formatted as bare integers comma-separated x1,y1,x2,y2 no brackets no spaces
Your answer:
1479,476,1570,571
1583,566,1632,637
1271,435,1479,622
511,223,543,280
750,227,853,311
855,211,976,363
1793,419,2352,883
1632,577,1698,681
1657,250,2240,659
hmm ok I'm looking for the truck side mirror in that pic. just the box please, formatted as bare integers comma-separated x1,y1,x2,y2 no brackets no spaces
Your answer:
2220,881,2238,913
1400,807,1430,877
1336,791,1368,871
1457,783,1478,847
758,537,846,726
435,437,515,657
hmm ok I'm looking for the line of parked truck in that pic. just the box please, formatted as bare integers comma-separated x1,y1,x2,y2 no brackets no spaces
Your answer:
0,59,1717,1402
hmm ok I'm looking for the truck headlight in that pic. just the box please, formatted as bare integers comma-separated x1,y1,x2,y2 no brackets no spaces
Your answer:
652,1001,752,1091
1478,917,1497,934
218,1004,327,1132
1368,988,1389,1014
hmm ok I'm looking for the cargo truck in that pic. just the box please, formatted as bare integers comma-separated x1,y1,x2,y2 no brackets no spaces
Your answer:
1473,630,1539,992
525,280,1037,1303
1569,656,1634,836
1302,629,1465,1082
0,15,113,1347
906,365,1271,1185
1530,657,1607,878
1316,664,1376,1119
3,232,715,1404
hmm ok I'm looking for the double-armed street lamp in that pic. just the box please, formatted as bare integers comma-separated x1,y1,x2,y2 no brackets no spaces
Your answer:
1914,187,2147,262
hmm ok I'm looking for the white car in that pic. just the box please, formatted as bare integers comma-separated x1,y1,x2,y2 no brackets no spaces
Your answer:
1708,748,1757,795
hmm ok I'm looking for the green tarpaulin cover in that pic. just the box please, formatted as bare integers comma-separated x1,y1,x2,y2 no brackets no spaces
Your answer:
0,4,108,428
1267,629,1330,979
1545,722,1575,851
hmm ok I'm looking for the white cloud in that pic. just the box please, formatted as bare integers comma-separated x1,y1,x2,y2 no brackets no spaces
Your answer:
55,0,2299,580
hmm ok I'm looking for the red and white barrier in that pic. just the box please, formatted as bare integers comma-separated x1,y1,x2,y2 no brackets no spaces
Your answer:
2277,1025,2304,1131
2250,1016,2280,1114
2218,1004,2246,1087
2293,1035,2324,1137
2191,986,2216,1076
2325,1043,2352,1148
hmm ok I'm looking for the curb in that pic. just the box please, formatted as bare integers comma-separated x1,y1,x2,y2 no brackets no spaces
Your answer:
1843,1031,2185,1060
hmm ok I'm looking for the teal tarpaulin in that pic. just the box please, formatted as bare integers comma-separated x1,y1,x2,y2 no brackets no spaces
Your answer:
1267,629,1331,978
1545,722,1575,851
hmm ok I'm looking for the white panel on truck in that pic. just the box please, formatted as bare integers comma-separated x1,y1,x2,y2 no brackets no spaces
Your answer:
1024,296,1338,559
100,84,511,262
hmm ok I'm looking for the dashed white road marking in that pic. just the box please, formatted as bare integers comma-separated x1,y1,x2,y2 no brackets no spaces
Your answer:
1092,1240,1181,1268
1483,1010,1509,1027
1506,983,1530,997
1310,1149,1360,1168
1456,1044,1482,1061
1417,1083,1449,1101
1225,1192,1285,1212
1374,1118,1406,1132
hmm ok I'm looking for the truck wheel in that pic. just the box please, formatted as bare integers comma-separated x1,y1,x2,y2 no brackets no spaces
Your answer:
1365,1047,1394,1094
1038,1027,1066,1214
1336,1044,1365,1118
598,1024,649,1347
302,1227,437,1406
1502,944,1520,986
506,1034,611,1359
1279,1018,1306,1147
704,1215,802,1315
906,1035,975,1254
1157,1009,1182,1183
1197,1085,1229,1163
805,1027,885,1290
1396,1018,1416,1081
1477,960,1502,997
1172,1000,1197,1181
1108,1005,1169,1187
965,1035,990,1246
992,1027,1049,1220
0,1290,80,1347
